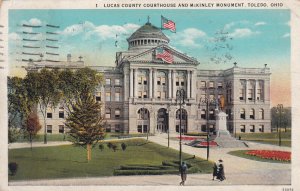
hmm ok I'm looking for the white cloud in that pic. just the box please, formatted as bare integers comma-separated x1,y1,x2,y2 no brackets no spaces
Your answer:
224,22,235,30
61,21,140,40
229,28,259,38
9,32,21,41
21,18,42,26
255,22,266,26
282,33,290,38
171,28,206,47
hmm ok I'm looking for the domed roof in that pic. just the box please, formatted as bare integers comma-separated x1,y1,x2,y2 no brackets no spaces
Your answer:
127,22,169,42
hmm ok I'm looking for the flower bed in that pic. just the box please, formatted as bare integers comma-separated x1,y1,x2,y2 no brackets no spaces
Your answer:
196,141,218,147
245,150,291,162
177,136,199,141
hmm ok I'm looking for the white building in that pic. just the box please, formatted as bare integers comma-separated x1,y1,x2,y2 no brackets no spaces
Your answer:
31,21,271,135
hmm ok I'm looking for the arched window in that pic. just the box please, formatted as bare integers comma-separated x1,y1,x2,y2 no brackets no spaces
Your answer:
250,109,255,119
259,109,264,119
138,108,149,119
240,108,245,119
209,109,215,120
201,109,206,119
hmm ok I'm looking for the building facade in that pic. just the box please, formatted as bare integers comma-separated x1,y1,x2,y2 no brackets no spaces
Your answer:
31,21,271,135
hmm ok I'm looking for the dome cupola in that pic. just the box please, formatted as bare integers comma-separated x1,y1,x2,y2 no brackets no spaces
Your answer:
127,21,169,51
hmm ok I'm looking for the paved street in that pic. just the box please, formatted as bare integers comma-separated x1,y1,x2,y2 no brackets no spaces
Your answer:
8,134,291,186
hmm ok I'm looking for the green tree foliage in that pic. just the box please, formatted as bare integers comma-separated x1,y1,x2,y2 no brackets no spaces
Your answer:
58,67,103,113
65,91,105,161
24,69,62,144
271,107,291,132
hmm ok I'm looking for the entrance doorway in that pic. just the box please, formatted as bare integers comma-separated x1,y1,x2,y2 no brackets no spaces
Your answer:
157,108,169,133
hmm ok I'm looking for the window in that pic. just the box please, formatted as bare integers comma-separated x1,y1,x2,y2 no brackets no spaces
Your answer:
59,125,64,133
209,124,215,132
96,92,101,102
209,94,215,100
157,91,161,99
143,76,147,85
240,109,245,119
106,125,111,132
180,79,184,86
240,125,246,133
250,109,255,119
138,91,142,98
115,92,120,101
115,124,120,133
105,78,111,85
248,89,253,100
47,113,52,118
217,82,223,89
137,125,142,133
201,81,206,88
115,79,120,86
161,77,166,85
47,125,52,133
239,89,244,100
250,125,255,132
115,109,120,118
106,92,111,101
176,77,179,86
176,125,179,132
161,91,166,99
259,109,264,119
143,125,148,133
209,81,214,88
138,76,142,85
157,77,161,85
143,91,147,98
259,125,264,132
59,107,64,118
105,109,111,119
201,125,207,132
257,88,262,100
201,109,206,119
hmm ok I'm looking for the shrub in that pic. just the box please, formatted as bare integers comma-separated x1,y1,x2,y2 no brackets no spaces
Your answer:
99,144,104,151
8,162,18,176
112,144,117,152
121,143,127,151
107,142,113,149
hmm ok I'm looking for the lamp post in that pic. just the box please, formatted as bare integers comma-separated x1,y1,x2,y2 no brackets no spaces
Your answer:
199,96,218,161
277,104,284,146
166,104,171,148
176,89,186,166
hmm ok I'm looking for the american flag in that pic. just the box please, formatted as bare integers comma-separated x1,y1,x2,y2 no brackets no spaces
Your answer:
161,16,176,32
156,47,173,64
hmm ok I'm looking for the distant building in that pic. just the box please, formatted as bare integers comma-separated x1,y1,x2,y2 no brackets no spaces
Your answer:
26,21,271,135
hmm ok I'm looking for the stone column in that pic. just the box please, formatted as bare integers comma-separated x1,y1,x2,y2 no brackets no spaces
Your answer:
191,71,195,99
187,71,190,99
149,69,153,99
172,70,176,98
168,70,172,99
153,69,157,99
130,68,133,98
134,68,138,98
245,79,248,102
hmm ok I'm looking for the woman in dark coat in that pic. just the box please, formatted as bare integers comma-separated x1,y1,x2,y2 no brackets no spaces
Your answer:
212,162,218,180
217,160,226,181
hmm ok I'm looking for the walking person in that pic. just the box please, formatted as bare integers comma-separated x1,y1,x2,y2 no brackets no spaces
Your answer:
179,161,188,186
217,159,226,181
212,162,218,180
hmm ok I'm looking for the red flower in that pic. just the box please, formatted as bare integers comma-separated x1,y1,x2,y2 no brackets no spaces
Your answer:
245,150,291,162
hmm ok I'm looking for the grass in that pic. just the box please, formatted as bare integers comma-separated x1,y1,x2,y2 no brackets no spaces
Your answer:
15,134,68,143
8,138,213,181
237,132,291,147
228,150,291,164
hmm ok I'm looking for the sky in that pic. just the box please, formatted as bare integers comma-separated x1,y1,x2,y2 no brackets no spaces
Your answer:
8,9,290,106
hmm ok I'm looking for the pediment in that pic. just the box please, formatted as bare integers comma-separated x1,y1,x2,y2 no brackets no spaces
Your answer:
127,45,199,65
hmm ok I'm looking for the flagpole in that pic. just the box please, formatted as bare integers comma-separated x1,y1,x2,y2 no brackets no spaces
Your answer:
161,15,163,30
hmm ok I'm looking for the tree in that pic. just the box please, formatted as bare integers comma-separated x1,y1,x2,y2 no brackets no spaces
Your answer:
8,77,33,143
65,91,105,161
271,107,291,132
24,69,61,144
26,112,42,150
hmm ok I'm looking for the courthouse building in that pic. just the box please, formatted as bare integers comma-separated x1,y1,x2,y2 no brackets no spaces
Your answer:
28,21,271,135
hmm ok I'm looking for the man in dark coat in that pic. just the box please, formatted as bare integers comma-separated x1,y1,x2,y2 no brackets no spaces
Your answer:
179,162,188,185
217,159,226,181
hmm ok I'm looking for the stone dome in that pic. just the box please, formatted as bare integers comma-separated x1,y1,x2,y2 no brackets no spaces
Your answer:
127,22,169,50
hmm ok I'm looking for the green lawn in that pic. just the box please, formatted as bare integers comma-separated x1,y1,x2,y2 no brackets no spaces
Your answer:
237,132,291,147
228,150,291,164
9,138,213,181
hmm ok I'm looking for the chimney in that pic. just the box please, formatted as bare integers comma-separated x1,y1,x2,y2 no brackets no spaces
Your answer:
67,54,71,62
